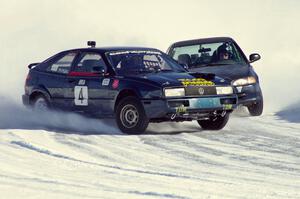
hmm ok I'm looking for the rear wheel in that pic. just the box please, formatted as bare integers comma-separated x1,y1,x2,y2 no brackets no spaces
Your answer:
116,96,149,134
197,113,230,130
32,95,49,111
247,100,263,116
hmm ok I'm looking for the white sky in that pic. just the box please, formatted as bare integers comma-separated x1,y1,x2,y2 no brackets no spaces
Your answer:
0,0,299,112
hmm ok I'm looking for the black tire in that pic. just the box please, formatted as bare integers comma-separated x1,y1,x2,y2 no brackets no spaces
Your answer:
247,100,263,116
32,95,49,111
197,113,230,130
116,96,149,134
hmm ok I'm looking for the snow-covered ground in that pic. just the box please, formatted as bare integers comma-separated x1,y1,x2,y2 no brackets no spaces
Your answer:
0,100,299,199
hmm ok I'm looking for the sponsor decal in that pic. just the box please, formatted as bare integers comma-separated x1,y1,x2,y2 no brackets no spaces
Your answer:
178,78,215,86
78,79,86,85
102,78,110,86
112,79,119,89
223,104,233,110
109,50,161,56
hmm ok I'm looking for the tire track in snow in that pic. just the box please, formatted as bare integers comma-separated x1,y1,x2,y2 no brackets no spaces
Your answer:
9,140,227,183
138,115,300,191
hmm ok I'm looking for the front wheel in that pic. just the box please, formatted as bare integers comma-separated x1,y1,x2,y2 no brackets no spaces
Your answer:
116,96,149,134
247,100,263,116
197,113,230,130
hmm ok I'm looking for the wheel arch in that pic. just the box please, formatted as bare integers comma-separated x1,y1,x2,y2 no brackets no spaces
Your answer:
114,89,140,113
29,87,51,105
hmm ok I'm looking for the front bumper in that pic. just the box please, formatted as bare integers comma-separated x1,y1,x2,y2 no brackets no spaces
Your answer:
234,83,263,106
142,95,237,120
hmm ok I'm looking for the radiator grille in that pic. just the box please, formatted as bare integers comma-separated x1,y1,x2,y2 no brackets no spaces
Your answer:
185,86,216,96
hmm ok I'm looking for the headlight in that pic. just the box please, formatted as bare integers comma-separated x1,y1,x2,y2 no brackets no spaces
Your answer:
216,86,233,95
164,88,185,97
232,76,256,86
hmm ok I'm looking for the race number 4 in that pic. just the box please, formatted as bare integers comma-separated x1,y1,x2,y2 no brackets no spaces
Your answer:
74,86,88,106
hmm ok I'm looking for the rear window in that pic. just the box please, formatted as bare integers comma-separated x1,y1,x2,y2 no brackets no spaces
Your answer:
47,52,77,74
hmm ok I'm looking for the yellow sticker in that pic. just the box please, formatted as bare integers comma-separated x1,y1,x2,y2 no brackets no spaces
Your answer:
223,104,233,110
175,106,187,113
178,78,215,86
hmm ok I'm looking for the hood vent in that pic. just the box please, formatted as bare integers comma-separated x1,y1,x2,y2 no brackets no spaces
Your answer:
188,72,215,80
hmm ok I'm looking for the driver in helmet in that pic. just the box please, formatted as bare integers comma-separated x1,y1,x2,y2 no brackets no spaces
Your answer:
217,44,231,61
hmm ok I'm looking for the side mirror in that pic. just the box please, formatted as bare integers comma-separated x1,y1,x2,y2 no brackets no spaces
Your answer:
249,53,261,63
92,66,105,74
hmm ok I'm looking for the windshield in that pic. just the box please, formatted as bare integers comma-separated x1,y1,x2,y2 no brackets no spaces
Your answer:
170,41,247,68
106,50,185,75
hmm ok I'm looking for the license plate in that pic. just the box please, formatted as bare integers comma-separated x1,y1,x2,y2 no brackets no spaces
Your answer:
190,98,221,109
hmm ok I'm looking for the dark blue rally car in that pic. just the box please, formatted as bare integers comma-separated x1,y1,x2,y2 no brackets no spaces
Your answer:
23,41,237,134
167,37,263,116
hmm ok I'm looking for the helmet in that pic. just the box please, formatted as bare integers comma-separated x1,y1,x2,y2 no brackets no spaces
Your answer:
217,44,229,54
217,43,232,60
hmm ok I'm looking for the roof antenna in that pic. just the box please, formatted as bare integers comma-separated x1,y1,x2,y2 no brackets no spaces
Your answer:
87,41,96,48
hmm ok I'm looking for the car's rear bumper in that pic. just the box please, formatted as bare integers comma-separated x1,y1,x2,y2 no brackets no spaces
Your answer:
22,94,30,106
142,95,237,120
235,83,263,106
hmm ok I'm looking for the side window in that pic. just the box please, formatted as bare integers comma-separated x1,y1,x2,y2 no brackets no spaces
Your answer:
47,52,76,74
74,53,107,73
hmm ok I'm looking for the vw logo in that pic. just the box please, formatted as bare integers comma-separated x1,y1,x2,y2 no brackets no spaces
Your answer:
198,87,205,95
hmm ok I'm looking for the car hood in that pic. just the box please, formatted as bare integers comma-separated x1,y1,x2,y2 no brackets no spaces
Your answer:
125,72,230,87
189,64,250,81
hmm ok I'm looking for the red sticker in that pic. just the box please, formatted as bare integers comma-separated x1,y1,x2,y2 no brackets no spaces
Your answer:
112,79,119,89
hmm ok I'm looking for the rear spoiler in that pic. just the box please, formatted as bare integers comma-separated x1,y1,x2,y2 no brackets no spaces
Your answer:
188,72,215,80
28,63,40,69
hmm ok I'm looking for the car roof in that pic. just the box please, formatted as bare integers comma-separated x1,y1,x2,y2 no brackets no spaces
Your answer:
170,37,235,48
63,46,161,54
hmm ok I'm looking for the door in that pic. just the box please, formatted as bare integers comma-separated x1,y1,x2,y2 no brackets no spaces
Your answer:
66,51,112,115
